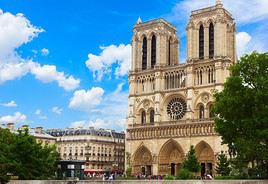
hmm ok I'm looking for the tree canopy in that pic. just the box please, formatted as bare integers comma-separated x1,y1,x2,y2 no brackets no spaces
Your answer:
0,128,58,183
182,145,200,173
213,52,268,178
216,151,231,176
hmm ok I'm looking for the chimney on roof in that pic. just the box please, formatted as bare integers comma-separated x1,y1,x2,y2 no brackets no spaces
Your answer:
35,127,43,134
7,123,15,131
21,124,29,130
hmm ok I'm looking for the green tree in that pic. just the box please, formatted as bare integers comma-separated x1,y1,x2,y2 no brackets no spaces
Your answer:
0,128,16,183
182,145,200,173
0,128,58,182
213,52,268,178
216,151,231,176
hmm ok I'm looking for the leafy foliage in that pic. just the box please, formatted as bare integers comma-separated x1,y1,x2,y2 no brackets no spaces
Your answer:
216,151,231,176
182,145,200,173
0,128,58,182
213,52,268,178
177,168,193,179
164,175,175,180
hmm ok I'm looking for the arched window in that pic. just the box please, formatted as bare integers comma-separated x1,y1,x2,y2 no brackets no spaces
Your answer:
199,25,204,59
200,70,203,85
151,35,156,68
168,38,171,65
208,68,211,83
209,23,214,59
142,37,147,70
141,110,146,125
209,104,214,118
199,104,204,119
150,109,154,124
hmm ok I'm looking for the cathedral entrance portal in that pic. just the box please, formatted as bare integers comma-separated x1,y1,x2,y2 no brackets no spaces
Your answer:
195,141,215,177
132,145,153,176
158,139,184,175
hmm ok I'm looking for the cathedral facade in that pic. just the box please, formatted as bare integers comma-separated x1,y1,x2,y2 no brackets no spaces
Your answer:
126,1,236,177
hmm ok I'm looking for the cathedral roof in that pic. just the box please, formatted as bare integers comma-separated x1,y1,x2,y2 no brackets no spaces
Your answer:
135,18,176,31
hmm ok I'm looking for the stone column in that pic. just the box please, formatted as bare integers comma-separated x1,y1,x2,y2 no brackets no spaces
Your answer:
204,25,209,59
147,38,152,69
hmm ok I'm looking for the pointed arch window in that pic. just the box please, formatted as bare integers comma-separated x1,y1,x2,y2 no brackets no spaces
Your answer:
151,35,156,68
209,23,214,59
150,109,154,124
209,104,214,118
141,110,146,125
142,37,147,70
199,104,205,119
199,25,204,60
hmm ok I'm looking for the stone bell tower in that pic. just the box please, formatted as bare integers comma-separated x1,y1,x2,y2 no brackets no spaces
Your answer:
131,18,179,71
186,0,236,62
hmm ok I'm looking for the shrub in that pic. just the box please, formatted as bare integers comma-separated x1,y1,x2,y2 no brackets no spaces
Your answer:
126,167,132,177
164,175,175,180
177,168,193,179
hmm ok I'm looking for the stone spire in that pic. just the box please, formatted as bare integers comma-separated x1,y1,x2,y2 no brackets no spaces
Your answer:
136,17,142,24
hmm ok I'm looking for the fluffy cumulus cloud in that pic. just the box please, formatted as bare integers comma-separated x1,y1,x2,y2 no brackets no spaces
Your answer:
30,63,80,91
0,112,27,124
51,106,63,115
0,10,43,60
69,87,104,111
0,9,80,91
69,83,128,131
1,100,17,107
85,44,131,80
168,0,268,24
167,0,268,58
236,32,252,57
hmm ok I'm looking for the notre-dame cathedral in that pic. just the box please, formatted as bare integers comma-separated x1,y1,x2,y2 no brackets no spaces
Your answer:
126,0,236,177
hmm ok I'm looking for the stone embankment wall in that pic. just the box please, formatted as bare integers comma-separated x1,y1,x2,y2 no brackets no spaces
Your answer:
8,180,268,184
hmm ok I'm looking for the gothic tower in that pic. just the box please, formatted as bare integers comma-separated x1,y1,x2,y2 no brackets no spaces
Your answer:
126,0,236,177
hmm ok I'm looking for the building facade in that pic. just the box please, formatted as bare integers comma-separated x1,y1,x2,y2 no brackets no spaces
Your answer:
2,123,56,145
47,127,125,175
126,0,236,177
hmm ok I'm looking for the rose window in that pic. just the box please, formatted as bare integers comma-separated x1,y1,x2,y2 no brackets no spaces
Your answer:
167,98,187,120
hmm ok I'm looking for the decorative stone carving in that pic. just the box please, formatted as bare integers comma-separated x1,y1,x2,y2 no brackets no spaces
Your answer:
167,98,187,120
143,100,150,109
201,94,209,103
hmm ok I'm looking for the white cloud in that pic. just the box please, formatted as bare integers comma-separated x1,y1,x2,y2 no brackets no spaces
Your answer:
52,106,63,115
236,32,252,57
69,87,104,111
68,83,128,131
168,0,268,24
69,120,87,128
0,9,43,61
30,63,80,91
85,44,131,80
0,112,26,124
34,109,47,119
41,48,49,56
0,9,80,91
35,109,41,115
69,119,125,131
1,100,17,107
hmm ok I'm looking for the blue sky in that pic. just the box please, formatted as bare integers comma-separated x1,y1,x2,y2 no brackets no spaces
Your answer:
0,0,267,131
